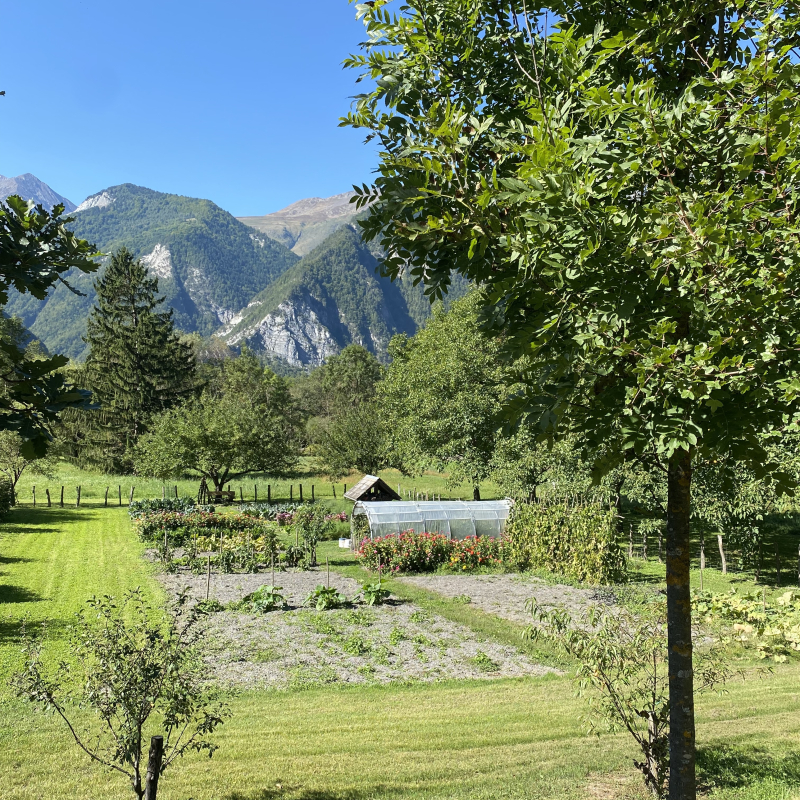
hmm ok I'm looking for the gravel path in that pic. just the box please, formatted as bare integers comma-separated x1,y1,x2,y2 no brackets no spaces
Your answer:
398,573,615,624
157,568,558,689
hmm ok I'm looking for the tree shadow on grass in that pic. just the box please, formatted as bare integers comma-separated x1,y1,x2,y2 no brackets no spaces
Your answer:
0,617,71,645
697,743,800,791
3,507,102,534
0,584,43,604
224,786,398,800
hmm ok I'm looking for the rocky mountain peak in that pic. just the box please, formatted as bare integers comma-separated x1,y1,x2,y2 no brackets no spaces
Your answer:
0,172,76,212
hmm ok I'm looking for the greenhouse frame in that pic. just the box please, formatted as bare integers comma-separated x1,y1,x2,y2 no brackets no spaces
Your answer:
351,499,513,543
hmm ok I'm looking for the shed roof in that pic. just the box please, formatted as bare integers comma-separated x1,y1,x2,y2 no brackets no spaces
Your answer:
344,475,401,502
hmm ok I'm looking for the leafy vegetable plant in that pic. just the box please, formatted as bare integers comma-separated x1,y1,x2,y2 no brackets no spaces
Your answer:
304,584,347,611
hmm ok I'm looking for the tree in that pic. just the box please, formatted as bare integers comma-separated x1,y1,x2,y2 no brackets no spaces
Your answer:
13,590,228,800
313,400,388,477
343,4,800,796
82,247,196,472
0,197,98,456
380,293,504,499
0,430,58,496
294,344,384,420
136,353,301,490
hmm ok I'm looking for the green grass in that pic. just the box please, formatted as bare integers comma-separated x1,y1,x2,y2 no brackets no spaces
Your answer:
1,505,800,800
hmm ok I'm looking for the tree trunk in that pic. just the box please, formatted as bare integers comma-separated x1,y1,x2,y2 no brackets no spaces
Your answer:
666,448,696,800
717,534,727,574
473,485,481,501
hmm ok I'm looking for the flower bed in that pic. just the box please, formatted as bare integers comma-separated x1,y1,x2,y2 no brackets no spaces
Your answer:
356,530,503,574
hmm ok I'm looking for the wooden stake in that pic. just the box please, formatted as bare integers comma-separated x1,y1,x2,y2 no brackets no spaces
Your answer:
290,485,293,501
206,555,211,600
104,487,109,507
326,556,330,588
299,484,303,502
143,736,164,800
271,552,275,585
162,485,166,500
332,484,336,499
76,486,81,508
174,485,178,499
700,537,706,570
267,484,271,502
129,486,134,506
118,485,122,506
60,486,64,508
32,486,35,507
255,484,258,502
311,484,315,501
46,488,51,507
240,486,243,503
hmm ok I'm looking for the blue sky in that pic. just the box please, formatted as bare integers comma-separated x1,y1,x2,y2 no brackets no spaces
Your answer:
0,0,376,216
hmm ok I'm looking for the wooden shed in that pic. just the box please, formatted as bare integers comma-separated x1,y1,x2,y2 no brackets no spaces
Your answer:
344,475,401,503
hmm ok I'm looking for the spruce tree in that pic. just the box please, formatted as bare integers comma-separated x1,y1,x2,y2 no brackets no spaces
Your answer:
81,247,196,472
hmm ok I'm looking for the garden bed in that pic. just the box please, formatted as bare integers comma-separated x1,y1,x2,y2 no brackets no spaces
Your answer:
156,569,558,689
397,573,617,625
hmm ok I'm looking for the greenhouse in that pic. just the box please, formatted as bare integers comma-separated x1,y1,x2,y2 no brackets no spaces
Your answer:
351,500,513,542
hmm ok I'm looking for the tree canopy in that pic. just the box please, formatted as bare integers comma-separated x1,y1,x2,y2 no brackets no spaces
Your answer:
0,197,98,455
343,3,800,796
135,351,302,490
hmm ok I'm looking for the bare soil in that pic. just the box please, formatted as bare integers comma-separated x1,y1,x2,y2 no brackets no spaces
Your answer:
397,573,616,624
157,568,558,689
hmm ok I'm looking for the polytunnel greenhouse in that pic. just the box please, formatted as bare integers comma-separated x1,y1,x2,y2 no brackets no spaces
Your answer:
351,500,513,543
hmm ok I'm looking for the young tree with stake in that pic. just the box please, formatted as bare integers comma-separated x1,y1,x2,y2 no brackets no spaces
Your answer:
342,3,800,796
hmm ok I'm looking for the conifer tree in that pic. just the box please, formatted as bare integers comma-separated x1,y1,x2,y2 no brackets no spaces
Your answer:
80,247,196,472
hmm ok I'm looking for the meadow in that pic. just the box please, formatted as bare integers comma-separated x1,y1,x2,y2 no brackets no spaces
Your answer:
1,469,799,800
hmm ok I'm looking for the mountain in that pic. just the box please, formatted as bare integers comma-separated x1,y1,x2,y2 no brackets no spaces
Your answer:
4,184,299,358
0,173,76,212
238,191,364,256
219,225,425,367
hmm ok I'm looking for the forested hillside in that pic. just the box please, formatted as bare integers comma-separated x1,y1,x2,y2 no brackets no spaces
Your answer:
219,225,469,367
5,184,299,358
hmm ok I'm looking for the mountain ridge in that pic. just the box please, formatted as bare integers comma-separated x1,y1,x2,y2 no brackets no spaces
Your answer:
0,173,76,212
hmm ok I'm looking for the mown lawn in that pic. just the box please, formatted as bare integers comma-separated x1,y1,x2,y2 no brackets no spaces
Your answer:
0,505,799,800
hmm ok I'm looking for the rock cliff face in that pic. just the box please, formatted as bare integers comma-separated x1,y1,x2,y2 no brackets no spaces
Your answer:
219,225,424,368
226,299,340,367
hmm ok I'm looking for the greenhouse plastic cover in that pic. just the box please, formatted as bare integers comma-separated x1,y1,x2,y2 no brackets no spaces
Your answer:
353,500,513,540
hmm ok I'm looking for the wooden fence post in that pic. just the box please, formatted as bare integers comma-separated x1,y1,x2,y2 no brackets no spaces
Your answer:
104,487,109,507
267,484,271,503
174,485,178,499
206,556,211,601
76,486,81,508
299,484,303,502
344,483,347,496
143,735,164,800
32,486,36,507
290,485,293,501
60,486,64,508
118,485,122,506
46,488,51,507
162,486,166,500
311,485,315,501
333,484,337,499
129,486,134,506
254,484,258,502
240,486,243,503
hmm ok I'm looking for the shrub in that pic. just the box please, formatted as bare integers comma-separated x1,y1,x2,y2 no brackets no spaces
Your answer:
356,531,505,574
0,478,14,518
239,502,301,521
449,536,504,571
128,496,199,519
503,502,626,584
356,531,452,573
293,504,334,566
